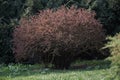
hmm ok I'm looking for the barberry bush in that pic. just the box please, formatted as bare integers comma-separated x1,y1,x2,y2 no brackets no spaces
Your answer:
13,6,105,69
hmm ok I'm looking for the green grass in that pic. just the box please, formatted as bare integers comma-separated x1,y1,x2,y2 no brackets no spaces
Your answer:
0,60,114,80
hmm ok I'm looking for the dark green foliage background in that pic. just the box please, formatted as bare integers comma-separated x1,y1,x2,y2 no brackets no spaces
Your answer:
0,0,32,63
0,24,14,64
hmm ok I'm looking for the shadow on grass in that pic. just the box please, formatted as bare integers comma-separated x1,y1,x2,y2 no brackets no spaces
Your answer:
70,60,111,70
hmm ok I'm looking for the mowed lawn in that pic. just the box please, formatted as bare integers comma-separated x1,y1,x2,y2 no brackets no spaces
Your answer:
0,60,114,80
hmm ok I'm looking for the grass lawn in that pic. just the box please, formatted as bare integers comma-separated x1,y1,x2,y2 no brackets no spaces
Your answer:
0,60,114,80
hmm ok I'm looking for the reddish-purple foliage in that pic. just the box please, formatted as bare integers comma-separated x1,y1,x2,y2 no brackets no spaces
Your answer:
13,6,105,69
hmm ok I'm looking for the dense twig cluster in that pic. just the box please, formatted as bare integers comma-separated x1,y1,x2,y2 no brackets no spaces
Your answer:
13,6,105,69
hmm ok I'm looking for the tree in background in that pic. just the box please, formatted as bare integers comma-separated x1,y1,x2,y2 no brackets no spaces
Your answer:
108,0,120,34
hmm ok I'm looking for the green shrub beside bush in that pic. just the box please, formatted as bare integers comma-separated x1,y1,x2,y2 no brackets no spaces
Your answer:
104,33,120,79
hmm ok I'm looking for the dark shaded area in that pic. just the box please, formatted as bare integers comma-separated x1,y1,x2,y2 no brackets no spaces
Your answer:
0,0,31,64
